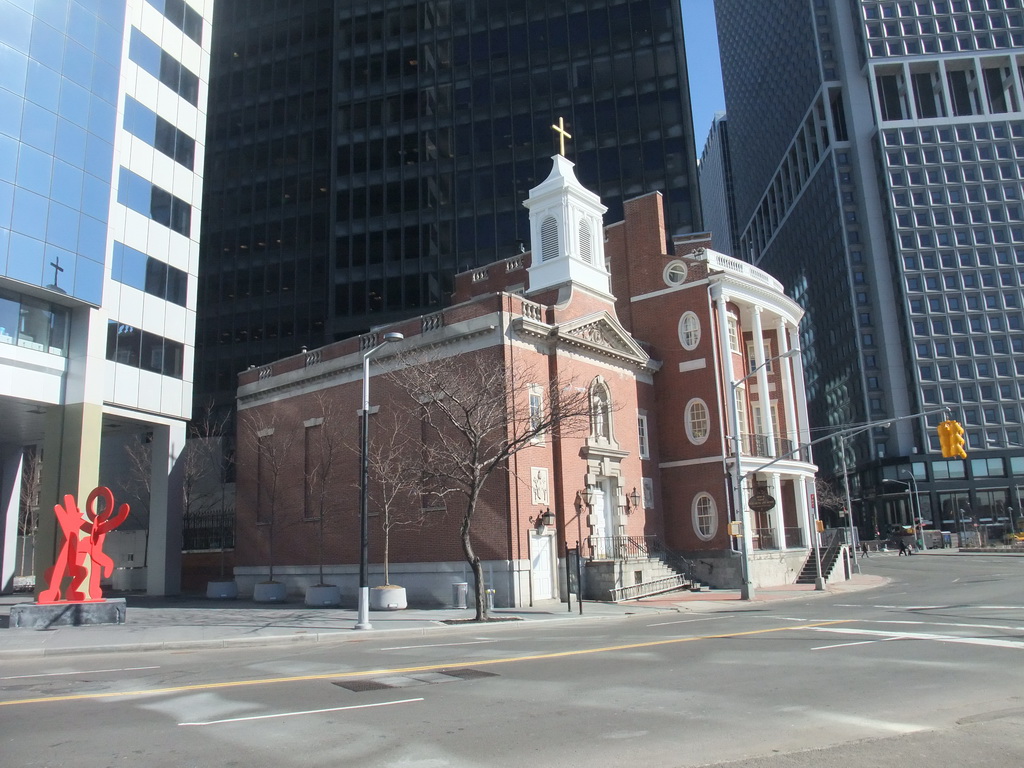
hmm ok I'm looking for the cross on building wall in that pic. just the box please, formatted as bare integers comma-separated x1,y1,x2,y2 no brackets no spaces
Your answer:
50,256,64,287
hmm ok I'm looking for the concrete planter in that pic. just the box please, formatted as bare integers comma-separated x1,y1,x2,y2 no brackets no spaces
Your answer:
253,581,287,603
206,580,238,600
304,584,341,607
369,585,407,611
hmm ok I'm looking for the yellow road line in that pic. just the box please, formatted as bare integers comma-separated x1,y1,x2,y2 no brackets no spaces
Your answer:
0,620,850,708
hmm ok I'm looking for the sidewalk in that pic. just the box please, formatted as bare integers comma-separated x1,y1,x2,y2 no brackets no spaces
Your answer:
0,573,886,659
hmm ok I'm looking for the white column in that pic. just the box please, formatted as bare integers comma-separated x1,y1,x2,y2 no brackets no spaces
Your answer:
0,447,24,594
794,475,810,549
788,325,812,449
750,307,776,456
146,421,186,596
777,320,799,450
713,285,752,560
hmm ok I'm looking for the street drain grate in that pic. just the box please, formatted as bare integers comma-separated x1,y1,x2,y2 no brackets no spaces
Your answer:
334,679,395,692
333,667,498,693
439,667,499,680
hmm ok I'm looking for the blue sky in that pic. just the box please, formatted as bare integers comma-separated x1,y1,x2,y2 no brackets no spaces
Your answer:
680,0,725,155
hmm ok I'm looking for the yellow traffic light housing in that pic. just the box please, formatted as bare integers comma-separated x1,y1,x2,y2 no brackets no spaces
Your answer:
949,420,967,459
938,419,967,459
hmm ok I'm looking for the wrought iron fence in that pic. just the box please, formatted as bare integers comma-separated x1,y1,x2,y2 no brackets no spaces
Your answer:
182,507,235,551
586,535,657,560
751,527,776,550
782,527,806,548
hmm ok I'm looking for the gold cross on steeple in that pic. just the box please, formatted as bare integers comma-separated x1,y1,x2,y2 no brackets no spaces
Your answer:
551,116,572,157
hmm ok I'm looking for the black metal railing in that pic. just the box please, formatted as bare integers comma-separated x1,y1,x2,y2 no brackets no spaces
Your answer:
783,526,805,548
751,527,776,550
586,535,656,560
182,507,235,551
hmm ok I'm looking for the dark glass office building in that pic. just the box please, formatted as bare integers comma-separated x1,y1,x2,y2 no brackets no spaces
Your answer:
197,0,701,408
715,0,1024,542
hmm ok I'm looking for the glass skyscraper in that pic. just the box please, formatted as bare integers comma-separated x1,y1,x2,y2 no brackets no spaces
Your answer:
715,0,1024,540
0,0,214,595
197,0,702,409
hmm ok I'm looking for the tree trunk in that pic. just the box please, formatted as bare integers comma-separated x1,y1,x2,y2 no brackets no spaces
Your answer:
460,494,487,620
318,511,325,585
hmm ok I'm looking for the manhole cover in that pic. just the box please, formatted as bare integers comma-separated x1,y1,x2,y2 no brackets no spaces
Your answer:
333,667,499,692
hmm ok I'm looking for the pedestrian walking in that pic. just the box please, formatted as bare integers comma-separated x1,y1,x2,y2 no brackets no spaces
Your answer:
860,541,869,558
898,539,908,556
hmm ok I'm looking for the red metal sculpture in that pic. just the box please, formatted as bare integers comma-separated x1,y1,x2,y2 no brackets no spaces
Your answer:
38,486,130,604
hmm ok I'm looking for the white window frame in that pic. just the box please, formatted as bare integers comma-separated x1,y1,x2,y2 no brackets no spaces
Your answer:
678,311,701,350
637,413,650,459
663,260,688,286
692,493,717,540
685,398,710,445
746,340,773,372
529,384,545,444
727,314,740,354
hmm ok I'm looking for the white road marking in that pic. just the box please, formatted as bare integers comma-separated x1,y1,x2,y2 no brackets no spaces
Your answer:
179,697,424,726
380,639,501,651
647,616,730,627
873,619,1024,632
0,666,159,681
814,711,925,734
806,626,1024,650
813,637,903,651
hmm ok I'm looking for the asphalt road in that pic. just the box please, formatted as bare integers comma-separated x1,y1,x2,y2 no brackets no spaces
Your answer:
3,554,1024,767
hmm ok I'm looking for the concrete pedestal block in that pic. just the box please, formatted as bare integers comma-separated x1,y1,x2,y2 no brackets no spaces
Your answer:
10,599,127,628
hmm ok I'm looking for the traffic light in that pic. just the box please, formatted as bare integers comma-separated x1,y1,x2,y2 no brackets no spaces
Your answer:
938,420,968,459
937,420,952,456
949,420,967,459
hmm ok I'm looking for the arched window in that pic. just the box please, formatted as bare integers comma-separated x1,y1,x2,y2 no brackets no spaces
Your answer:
678,312,701,350
686,398,710,445
541,216,559,261
692,493,717,540
579,219,593,263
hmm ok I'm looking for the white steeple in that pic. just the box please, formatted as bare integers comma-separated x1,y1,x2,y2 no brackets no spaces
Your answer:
523,154,611,296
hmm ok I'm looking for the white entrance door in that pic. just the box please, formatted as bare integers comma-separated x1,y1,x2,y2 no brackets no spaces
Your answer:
531,532,554,600
591,482,616,558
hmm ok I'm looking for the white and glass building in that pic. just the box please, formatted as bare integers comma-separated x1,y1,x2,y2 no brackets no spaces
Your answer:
0,0,213,594
715,0,1024,541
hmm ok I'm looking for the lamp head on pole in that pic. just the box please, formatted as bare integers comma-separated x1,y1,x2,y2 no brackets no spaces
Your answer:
383,331,404,343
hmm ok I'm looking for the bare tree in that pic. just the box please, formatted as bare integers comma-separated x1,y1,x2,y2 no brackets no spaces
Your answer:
304,392,349,586
186,402,236,578
390,352,592,621
365,409,432,586
814,477,846,526
18,447,42,578
239,409,296,583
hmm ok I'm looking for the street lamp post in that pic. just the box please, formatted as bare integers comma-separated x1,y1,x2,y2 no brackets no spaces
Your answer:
883,477,923,551
728,348,801,601
901,469,926,550
356,331,404,631
837,421,895,574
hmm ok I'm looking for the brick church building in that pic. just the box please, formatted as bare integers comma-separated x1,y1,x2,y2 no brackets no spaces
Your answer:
232,151,820,606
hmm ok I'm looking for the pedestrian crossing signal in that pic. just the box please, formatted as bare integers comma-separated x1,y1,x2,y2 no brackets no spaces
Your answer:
937,419,967,459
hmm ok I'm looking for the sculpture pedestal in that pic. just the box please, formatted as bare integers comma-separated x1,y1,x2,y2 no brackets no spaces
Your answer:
10,599,127,628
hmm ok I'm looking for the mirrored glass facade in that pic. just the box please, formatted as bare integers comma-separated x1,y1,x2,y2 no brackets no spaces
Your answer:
0,0,126,304
197,0,702,407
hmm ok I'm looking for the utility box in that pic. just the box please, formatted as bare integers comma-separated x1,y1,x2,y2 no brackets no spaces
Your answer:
452,582,468,609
